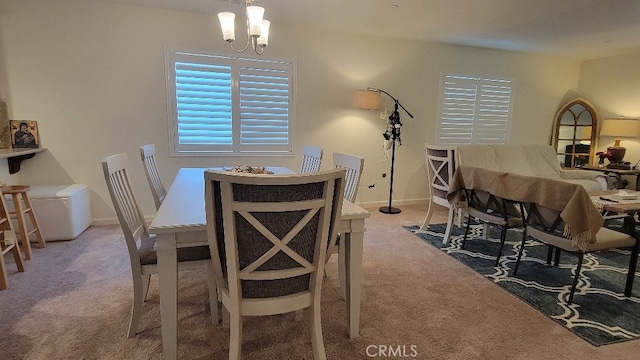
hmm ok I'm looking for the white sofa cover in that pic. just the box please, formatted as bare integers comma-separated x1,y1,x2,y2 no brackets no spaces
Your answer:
456,144,607,192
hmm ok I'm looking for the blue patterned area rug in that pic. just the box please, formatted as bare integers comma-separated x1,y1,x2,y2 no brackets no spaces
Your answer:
405,223,640,346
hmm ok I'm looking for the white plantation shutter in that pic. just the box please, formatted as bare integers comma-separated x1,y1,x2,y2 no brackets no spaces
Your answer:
175,61,233,147
239,65,290,147
168,52,293,155
437,75,513,145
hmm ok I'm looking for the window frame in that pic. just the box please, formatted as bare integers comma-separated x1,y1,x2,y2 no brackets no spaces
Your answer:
436,74,514,145
166,50,296,157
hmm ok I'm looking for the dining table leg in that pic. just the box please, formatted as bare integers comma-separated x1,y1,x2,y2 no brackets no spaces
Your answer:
344,217,365,339
155,233,179,360
338,240,346,299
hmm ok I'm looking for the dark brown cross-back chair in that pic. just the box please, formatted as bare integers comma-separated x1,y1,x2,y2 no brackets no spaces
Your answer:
514,202,639,304
463,189,525,266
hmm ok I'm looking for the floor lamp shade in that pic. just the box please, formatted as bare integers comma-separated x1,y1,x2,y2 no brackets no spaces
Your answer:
353,89,381,110
600,118,640,164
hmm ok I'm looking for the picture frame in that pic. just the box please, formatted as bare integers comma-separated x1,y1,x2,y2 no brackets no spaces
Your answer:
10,120,39,149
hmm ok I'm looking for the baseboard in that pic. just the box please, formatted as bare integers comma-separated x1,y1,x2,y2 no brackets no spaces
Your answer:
356,198,429,209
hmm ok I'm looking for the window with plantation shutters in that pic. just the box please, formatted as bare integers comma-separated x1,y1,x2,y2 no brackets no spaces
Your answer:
437,75,513,145
167,51,294,156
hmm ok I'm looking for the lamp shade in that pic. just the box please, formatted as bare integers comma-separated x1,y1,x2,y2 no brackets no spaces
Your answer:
600,118,640,138
246,5,265,36
257,20,270,47
600,118,640,165
353,89,380,110
218,12,236,41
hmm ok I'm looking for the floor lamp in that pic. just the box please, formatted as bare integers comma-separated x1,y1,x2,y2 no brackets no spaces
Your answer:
353,88,414,214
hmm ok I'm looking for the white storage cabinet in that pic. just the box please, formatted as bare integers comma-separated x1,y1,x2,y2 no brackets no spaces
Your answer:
5,184,92,241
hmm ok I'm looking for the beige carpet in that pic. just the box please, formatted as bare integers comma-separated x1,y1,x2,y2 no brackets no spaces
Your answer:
2,204,640,359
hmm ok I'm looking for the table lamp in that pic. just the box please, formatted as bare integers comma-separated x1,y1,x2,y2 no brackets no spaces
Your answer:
600,117,640,166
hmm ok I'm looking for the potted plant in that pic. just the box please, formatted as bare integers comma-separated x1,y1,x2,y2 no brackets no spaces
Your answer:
596,151,612,168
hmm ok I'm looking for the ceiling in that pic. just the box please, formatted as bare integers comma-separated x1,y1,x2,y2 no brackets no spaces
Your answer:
98,0,640,60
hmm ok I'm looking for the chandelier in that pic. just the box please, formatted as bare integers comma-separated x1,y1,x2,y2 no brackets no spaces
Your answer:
217,0,270,55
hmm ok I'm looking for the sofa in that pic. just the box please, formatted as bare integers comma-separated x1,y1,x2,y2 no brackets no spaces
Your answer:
455,144,607,192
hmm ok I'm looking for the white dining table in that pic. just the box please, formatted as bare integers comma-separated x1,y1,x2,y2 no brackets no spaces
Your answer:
149,167,370,359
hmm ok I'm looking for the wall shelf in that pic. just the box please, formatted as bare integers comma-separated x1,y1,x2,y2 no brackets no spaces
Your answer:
0,148,47,174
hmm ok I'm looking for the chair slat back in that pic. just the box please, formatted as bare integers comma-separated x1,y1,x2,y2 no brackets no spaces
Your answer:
102,153,147,260
140,144,166,210
204,169,345,301
333,152,364,203
300,145,323,173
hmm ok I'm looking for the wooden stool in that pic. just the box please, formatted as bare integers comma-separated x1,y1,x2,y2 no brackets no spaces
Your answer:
0,181,25,289
1,185,45,260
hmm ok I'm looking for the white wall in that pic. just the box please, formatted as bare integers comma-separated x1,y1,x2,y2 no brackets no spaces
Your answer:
578,52,640,166
0,0,581,222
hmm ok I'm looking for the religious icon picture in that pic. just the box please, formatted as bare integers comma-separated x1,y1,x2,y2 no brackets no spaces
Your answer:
10,120,39,148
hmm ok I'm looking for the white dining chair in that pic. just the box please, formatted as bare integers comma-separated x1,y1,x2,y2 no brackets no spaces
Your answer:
300,145,323,173
204,168,345,360
327,152,365,292
420,144,459,243
139,144,166,210
102,153,217,337
332,152,365,203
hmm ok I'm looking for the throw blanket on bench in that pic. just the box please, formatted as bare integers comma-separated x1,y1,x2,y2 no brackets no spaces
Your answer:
447,166,604,251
